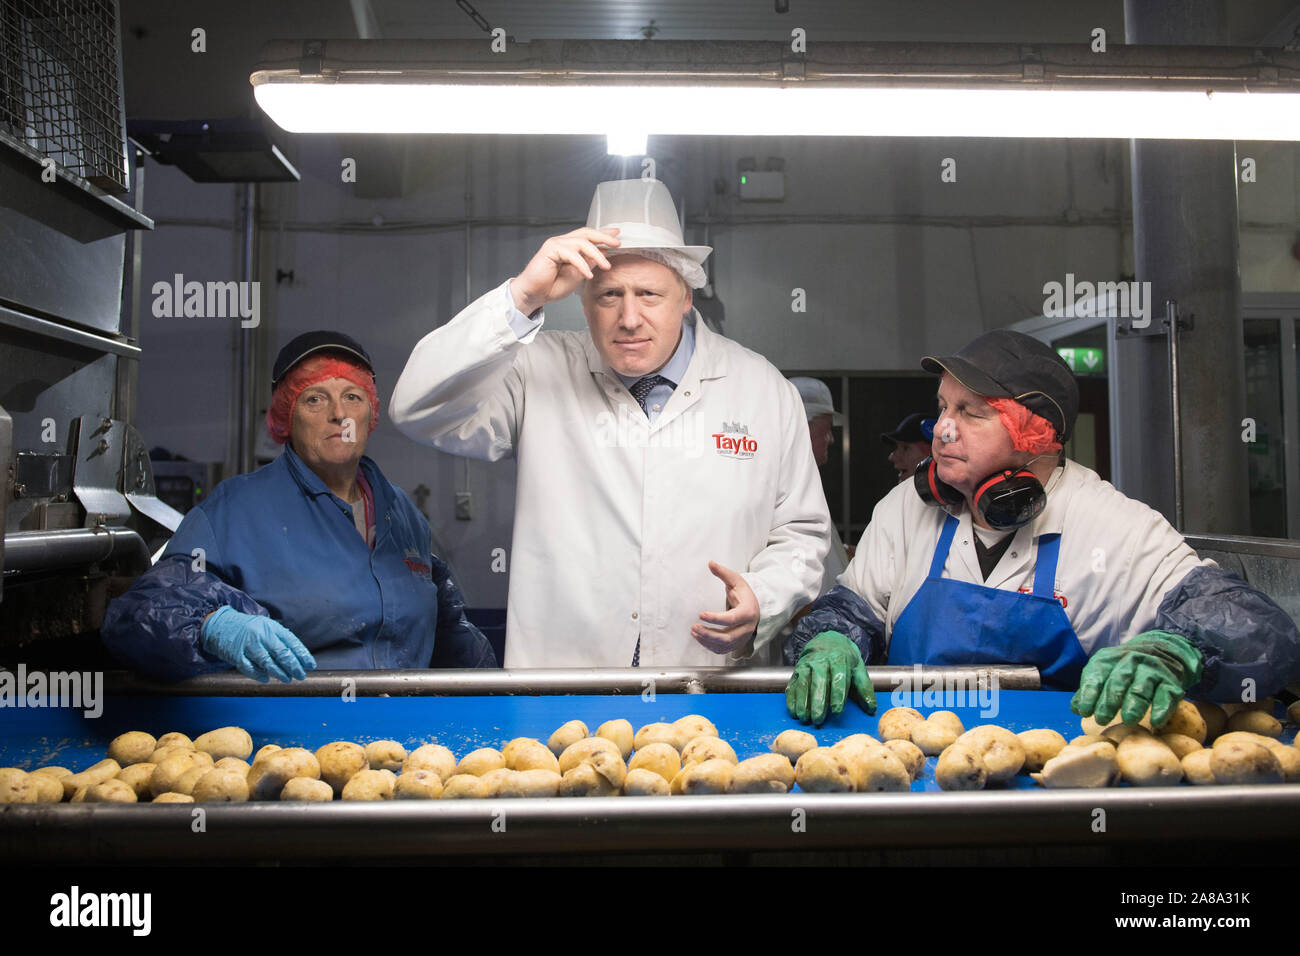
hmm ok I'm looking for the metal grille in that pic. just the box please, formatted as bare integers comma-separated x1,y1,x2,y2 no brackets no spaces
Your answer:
0,0,127,192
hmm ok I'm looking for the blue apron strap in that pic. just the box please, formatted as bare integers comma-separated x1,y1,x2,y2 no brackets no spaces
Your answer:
1033,533,1061,598
928,514,960,579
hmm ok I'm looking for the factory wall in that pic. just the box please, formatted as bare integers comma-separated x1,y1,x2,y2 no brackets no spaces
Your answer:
130,136,1300,606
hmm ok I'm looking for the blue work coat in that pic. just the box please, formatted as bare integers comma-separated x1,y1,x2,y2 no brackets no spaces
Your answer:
101,445,495,680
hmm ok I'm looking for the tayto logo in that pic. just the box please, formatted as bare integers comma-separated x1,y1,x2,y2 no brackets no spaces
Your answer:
712,421,758,460
1019,586,1068,608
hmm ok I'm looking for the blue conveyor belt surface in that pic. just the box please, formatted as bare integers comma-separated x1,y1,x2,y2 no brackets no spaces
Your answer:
0,690,1292,792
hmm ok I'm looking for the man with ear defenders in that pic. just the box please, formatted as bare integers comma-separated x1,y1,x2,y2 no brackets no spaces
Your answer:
784,330,1300,727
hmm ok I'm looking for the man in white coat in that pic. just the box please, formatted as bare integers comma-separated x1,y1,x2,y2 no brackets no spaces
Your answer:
389,179,831,667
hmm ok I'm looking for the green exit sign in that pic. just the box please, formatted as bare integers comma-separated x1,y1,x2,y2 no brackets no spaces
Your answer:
1057,346,1105,374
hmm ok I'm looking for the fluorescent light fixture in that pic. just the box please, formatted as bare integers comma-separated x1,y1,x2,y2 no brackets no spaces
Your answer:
606,130,648,155
251,39,1300,140
256,83,1300,140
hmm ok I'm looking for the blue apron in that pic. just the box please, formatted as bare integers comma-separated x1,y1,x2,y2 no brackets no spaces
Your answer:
888,514,1087,689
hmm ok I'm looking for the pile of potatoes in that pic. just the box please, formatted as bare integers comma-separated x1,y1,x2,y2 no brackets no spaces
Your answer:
4,700,1294,804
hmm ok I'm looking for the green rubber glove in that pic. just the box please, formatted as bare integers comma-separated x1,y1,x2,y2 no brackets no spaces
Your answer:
1071,630,1204,728
785,631,876,726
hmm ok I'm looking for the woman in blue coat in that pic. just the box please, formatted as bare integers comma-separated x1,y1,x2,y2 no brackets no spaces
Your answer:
102,331,495,681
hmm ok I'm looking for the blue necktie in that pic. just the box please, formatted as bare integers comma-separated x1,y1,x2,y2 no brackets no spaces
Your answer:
629,374,673,665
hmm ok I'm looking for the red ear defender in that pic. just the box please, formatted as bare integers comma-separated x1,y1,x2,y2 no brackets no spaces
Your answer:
913,457,964,508
973,468,1047,530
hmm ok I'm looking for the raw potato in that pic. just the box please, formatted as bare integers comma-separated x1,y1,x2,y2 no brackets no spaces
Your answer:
628,743,682,783
673,757,733,795
877,707,924,742
31,766,71,779
883,740,926,781
1154,701,1207,743
1158,734,1203,760
253,744,281,764
727,754,796,794
1212,731,1279,750
596,719,636,759
1017,729,1068,773
1181,749,1216,785
194,726,253,761
1032,742,1119,789
956,726,1025,783
403,744,457,782
557,737,621,775
115,763,156,799
63,759,122,799
152,792,194,803
634,722,686,753
1287,700,1300,726
316,742,370,795
191,767,250,802
247,748,320,801
0,768,38,803
1193,701,1228,742
793,747,854,793
1100,723,1141,745
394,770,443,799
515,769,563,797
342,769,397,801
83,779,137,803
107,731,157,766
149,745,192,766
1259,740,1300,783
927,711,965,734
935,744,988,791
772,729,818,764
156,732,194,750
1068,734,1111,748
172,765,211,797
1223,697,1273,716
439,774,487,799
28,772,65,803
150,753,204,797
502,738,544,768
1210,741,1283,785
832,733,881,751
362,740,406,772
548,720,589,757
281,777,334,801
1225,710,1283,738
623,768,671,796
910,718,960,756
850,747,911,793
559,762,618,797
480,768,522,798
680,736,738,767
1116,731,1182,786
672,714,719,741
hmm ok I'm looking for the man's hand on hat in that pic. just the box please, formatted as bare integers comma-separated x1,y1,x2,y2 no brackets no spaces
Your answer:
691,561,760,654
509,227,622,315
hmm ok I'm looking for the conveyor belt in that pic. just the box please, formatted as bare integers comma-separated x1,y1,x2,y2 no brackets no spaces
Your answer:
1,672,1296,862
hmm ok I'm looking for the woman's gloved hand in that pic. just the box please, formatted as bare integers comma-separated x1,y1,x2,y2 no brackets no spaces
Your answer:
1071,630,1204,728
200,606,317,683
785,631,876,726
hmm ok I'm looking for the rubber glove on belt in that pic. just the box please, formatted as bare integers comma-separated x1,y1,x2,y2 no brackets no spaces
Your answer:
1071,630,1203,728
785,631,876,726
200,606,317,683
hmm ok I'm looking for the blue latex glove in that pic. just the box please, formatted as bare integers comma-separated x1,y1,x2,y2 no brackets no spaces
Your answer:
199,606,316,683
1071,630,1204,727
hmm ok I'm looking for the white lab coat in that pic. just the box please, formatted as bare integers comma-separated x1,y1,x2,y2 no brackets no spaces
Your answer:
389,281,831,667
840,459,1213,656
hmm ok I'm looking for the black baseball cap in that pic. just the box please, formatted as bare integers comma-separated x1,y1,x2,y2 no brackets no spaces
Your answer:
921,330,1079,440
880,412,930,446
271,331,374,391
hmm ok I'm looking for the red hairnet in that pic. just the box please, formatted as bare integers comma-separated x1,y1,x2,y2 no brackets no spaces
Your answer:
265,353,379,445
986,397,1062,456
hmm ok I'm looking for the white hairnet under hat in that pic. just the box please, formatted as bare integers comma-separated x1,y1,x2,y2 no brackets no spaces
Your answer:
586,179,712,289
